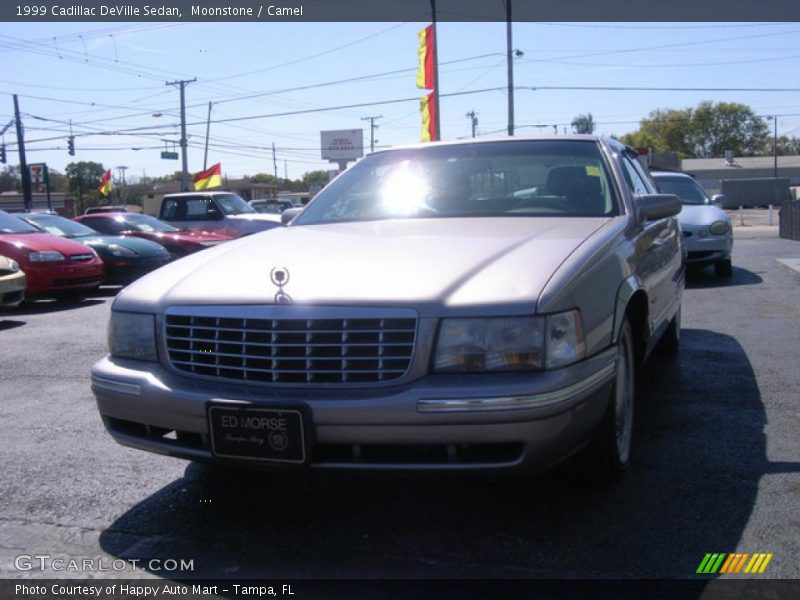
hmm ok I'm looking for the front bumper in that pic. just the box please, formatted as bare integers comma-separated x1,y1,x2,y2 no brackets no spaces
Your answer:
92,347,617,473
24,261,104,295
683,232,733,266
0,270,26,309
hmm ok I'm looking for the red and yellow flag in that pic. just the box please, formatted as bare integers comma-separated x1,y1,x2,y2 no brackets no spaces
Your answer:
416,25,435,90
420,92,438,142
98,169,112,197
193,163,223,190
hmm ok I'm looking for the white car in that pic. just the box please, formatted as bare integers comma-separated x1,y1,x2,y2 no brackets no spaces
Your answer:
652,171,733,277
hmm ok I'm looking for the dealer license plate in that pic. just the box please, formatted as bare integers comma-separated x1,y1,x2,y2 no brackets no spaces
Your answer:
208,405,306,463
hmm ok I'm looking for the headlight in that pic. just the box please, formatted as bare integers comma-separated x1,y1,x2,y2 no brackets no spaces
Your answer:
545,310,587,369
709,220,730,235
6,259,19,272
434,317,545,372
28,250,65,262
109,312,157,361
433,311,586,373
108,244,137,257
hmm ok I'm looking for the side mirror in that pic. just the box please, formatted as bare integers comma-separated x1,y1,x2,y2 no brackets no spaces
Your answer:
711,194,727,208
281,207,303,225
636,193,682,221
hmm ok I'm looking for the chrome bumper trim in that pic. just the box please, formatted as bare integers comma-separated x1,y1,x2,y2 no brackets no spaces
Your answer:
91,375,142,396
417,362,615,413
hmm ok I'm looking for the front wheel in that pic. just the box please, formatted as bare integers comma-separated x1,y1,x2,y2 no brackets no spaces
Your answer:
714,258,733,278
588,318,635,483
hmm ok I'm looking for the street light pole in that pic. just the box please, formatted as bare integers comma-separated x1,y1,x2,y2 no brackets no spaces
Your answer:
772,116,778,178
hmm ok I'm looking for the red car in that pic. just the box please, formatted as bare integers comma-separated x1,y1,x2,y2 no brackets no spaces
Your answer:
0,210,104,297
75,213,233,258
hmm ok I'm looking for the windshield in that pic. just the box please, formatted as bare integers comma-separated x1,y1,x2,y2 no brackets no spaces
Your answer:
25,214,98,237
654,176,710,205
117,214,180,233
251,201,284,215
216,193,255,215
294,140,619,226
0,210,39,233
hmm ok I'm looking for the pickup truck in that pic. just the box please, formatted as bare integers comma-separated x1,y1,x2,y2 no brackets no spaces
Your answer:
158,191,281,238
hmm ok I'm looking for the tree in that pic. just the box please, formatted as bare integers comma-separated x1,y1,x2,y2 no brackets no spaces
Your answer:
571,113,596,134
619,102,769,158
688,101,769,158
65,161,106,213
0,166,20,192
302,170,330,189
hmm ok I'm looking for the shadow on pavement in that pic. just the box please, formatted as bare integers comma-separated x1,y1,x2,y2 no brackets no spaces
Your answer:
0,319,25,331
686,265,762,289
8,297,105,316
100,329,770,587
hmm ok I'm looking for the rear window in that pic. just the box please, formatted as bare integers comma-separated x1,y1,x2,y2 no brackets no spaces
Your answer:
295,140,619,225
655,176,710,205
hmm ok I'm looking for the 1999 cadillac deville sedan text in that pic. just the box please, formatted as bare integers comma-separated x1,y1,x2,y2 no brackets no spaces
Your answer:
91,136,685,481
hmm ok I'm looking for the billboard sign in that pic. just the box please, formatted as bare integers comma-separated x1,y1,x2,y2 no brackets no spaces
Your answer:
321,129,364,161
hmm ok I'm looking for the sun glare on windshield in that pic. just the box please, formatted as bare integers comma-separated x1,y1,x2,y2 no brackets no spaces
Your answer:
380,162,431,216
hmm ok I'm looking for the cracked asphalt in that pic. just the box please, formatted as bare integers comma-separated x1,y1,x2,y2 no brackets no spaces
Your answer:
1,220,799,584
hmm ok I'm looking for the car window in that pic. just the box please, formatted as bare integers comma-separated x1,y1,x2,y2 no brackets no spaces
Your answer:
215,193,255,215
82,217,125,234
621,156,652,196
654,176,710,205
0,210,39,233
28,215,98,237
123,214,180,233
295,140,619,225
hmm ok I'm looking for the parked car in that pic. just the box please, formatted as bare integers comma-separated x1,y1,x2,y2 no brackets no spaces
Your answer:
74,213,233,259
0,209,104,298
16,212,172,286
651,171,733,277
249,199,294,215
159,192,281,237
0,254,26,309
91,136,684,481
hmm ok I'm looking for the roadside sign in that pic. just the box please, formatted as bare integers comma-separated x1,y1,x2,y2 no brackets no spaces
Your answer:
29,163,47,185
161,151,179,160
321,130,364,161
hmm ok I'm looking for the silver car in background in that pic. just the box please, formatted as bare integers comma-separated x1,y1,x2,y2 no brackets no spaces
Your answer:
91,136,684,482
652,171,733,277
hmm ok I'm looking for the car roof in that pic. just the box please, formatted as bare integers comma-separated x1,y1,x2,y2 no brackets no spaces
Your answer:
162,191,236,198
650,171,694,179
370,134,614,155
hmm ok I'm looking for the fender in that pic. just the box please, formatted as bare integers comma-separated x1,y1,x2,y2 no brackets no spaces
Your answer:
612,273,648,345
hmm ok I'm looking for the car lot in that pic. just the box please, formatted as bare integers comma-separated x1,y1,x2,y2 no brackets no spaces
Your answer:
1,218,799,580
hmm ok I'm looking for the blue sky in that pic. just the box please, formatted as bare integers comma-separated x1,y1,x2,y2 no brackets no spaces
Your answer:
1,20,799,183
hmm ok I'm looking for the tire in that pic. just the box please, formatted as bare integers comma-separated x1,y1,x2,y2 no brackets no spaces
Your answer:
588,318,635,483
659,305,681,353
714,259,732,278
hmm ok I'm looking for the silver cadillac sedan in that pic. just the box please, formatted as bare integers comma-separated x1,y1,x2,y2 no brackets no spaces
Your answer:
92,136,684,481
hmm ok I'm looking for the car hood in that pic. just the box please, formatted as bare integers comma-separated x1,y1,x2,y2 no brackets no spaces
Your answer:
0,232,96,255
120,217,610,315
75,235,170,256
678,204,730,228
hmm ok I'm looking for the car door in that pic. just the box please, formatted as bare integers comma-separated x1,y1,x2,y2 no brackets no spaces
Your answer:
620,153,682,338
179,196,225,233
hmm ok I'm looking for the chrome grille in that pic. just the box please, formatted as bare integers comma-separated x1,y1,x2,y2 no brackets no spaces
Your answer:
164,307,417,384
69,253,95,262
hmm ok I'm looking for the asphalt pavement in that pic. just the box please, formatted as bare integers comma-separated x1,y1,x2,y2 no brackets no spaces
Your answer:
1,219,799,585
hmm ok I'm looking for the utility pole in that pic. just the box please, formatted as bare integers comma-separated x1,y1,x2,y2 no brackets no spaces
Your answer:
166,78,196,191
361,115,382,153
13,95,32,210
769,115,778,177
430,0,441,140
465,111,478,138
115,165,128,203
272,142,278,187
506,0,514,136
203,101,212,170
